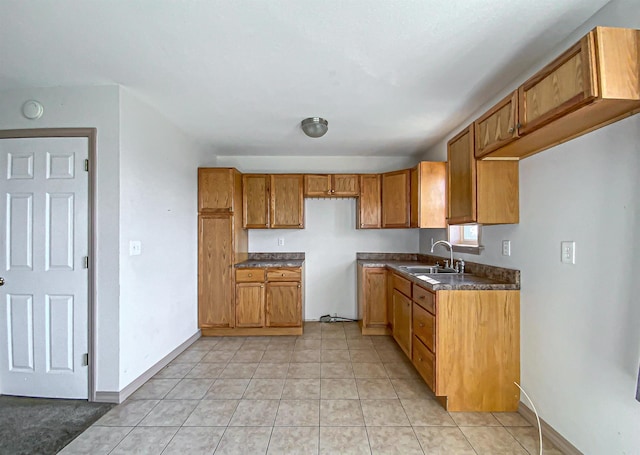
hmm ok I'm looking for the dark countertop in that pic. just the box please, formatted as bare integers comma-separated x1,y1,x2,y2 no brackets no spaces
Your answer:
235,252,305,269
357,254,520,291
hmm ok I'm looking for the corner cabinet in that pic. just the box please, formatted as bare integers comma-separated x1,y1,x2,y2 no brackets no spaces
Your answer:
381,169,411,228
447,125,519,225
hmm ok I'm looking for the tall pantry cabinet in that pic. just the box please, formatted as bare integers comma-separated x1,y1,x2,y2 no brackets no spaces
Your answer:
198,168,248,333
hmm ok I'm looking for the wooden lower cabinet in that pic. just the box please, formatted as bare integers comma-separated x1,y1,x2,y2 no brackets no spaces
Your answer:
383,273,520,412
266,282,302,327
392,289,412,358
235,282,265,328
357,265,389,335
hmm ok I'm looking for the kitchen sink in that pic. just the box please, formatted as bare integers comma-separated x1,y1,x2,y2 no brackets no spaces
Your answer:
399,265,458,274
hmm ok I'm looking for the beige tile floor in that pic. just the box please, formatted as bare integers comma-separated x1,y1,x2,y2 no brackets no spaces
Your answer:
60,322,563,454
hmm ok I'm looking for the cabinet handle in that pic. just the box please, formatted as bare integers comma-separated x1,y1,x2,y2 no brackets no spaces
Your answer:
248,273,252,277
418,357,423,362
419,323,424,327
281,273,285,276
508,127,514,133
260,285,264,288
516,122,522,129
297,284,301,288
418,295,425,299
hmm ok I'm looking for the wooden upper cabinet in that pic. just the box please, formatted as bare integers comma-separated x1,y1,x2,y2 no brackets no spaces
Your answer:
381,169,411,228
519,34,598,135
333,174,359,196
357,174,381,229
270,174,304,228
410,162,446,228
304,174,359,197
474,91,519,158
198,168,239,212
243,174,270,229
447,126,476,225
447,125,519,225
478,27,640,160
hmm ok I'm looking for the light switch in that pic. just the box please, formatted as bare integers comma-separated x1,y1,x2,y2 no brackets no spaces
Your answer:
278,238,285,246
129,240,142,256
561,241,575,264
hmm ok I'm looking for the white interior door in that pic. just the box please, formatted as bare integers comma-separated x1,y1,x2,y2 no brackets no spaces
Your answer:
0,137,89,399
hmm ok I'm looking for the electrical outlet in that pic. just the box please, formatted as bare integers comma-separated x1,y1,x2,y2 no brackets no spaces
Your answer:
561,241,576,264
278,238,285,246
502,240,511,256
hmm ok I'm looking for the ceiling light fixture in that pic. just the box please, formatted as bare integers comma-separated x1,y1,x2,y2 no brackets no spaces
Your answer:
301,117,328,138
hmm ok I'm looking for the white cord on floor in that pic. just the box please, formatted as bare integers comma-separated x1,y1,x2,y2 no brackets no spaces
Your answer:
514,381,543,455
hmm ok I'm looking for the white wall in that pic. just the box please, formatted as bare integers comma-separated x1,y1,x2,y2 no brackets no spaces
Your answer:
216,155,419,320
419,1,640,452
0,86,121,392
118,88,206,388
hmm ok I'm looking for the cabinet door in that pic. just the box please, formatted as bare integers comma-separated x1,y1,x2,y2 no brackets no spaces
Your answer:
198,214,233,328
392,289,412,357
266,282,302,327
270,175,304,228
518,33,597,135
243,174,269,228
362,268,387,328
304,174,331,197
357,175,381,229
447,125,476,224
235,283,265,328
333,174,359,196
198,168,235,212
410,162,446,228
381,169,410,228
474,91,519,158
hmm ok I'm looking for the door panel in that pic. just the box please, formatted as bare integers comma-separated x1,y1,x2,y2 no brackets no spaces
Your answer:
0,137,89,399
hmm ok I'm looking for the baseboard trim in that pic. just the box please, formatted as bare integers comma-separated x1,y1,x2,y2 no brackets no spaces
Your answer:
518,401,583,455
94,330,201,404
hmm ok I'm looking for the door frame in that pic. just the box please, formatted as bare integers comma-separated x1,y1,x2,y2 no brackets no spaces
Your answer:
0,128,97,401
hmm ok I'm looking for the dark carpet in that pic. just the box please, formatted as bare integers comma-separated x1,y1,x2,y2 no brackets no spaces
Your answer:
0,395,114,455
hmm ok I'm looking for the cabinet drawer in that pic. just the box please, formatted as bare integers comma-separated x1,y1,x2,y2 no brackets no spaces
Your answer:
267,268,302,281
412,284,435,314
392,273,411,298
413,303,435,352
236,268,266,282
412,337,435,391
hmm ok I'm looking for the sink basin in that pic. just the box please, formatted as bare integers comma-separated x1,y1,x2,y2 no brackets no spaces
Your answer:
399,265,458,274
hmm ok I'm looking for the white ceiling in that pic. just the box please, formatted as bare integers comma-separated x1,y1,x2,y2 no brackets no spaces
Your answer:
0,0,611,156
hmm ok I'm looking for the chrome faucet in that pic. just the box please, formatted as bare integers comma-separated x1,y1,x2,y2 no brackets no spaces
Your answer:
431,240,454,270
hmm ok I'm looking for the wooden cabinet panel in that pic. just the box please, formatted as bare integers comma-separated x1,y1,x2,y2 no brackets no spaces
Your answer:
357,175,381,229
304,174,331,196
519,34,597,135
243,174,269,228
413,303,435,352
381,170,410,228
475,91,519,158
410,162,446,228
392,273,411,299
235,283,265,328
447,126,519,225
236,268,266,282
412,284,435,314
333,174,359,196
266,268,302,281
413,336,435,391
270,175,304,228
447,126,476,224
198,214,233,328
198,168,235,212
392,289,412,357
359,267,388,328
266,282,302,327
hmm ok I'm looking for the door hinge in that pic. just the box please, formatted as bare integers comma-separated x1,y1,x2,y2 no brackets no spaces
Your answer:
84,159,89,172
83,256,89,269
82,353,89,366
